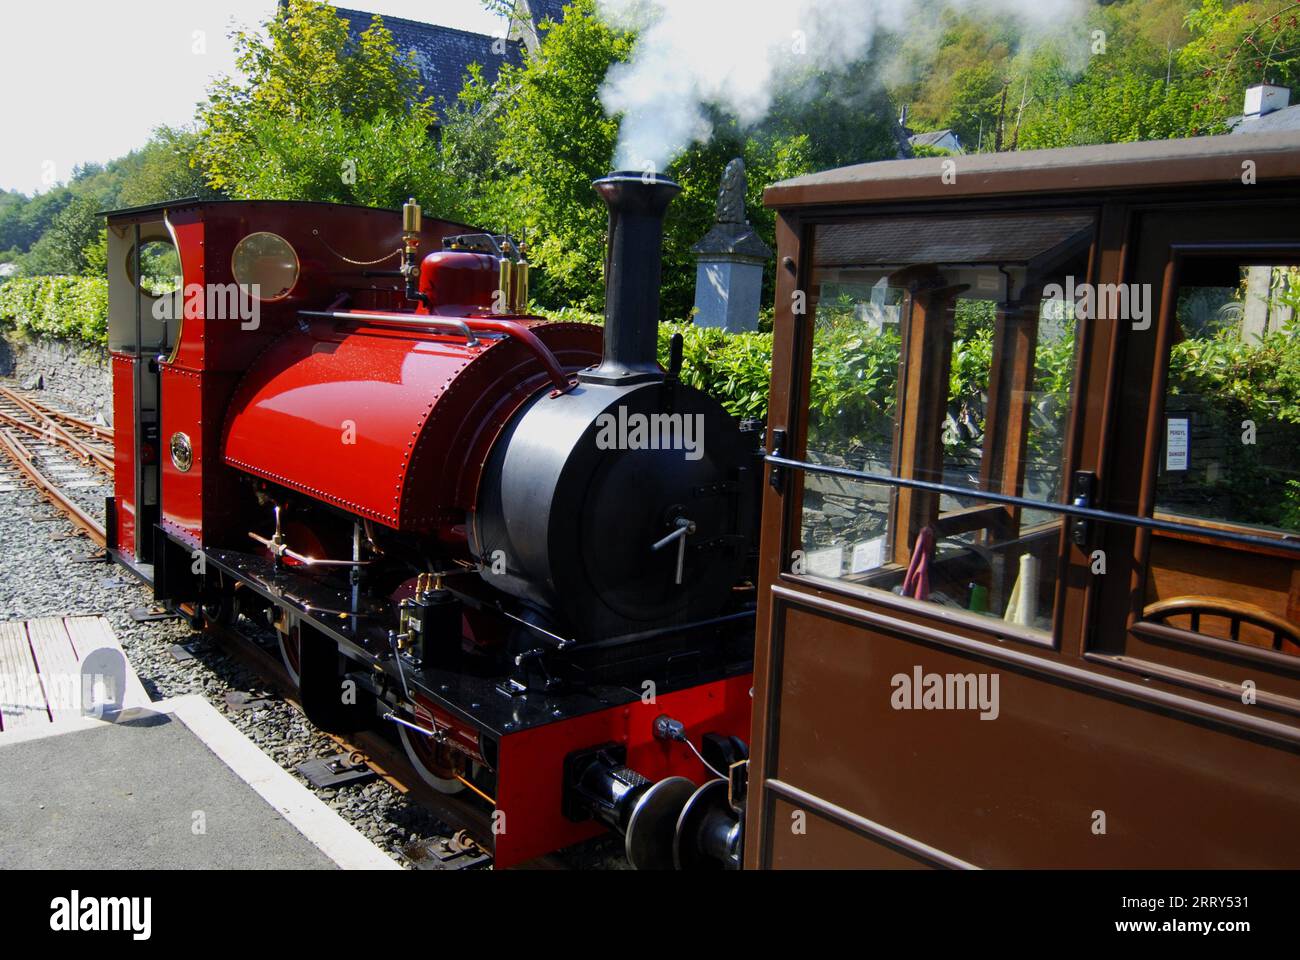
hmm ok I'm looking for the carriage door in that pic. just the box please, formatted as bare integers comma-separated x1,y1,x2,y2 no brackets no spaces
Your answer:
1089,198,1300,727
745,205,1108,868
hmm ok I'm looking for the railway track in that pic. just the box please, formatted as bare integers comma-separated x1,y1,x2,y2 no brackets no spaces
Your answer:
200,612,512,869
0,386,558,869
0,386,114,473
0,387,110,545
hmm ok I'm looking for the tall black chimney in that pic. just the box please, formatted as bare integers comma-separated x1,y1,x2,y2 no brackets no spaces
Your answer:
581,171,681,385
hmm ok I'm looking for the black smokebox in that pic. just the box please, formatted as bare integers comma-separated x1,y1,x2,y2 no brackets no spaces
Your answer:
581,170,682,385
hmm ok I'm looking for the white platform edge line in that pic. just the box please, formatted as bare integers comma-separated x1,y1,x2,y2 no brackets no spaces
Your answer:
156,694,401,871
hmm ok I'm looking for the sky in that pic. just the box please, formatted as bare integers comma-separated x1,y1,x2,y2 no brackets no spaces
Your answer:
0,1,508,196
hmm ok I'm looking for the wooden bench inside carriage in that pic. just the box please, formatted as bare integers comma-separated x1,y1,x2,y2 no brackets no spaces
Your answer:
1144,520,1300,657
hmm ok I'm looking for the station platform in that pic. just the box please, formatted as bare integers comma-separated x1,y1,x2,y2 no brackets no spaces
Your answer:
0,616,398,870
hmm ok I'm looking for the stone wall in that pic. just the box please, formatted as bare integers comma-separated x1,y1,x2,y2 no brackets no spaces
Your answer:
0,332,112,425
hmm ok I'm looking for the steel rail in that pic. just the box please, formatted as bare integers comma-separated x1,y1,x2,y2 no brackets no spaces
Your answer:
0,386,113,443
0,409,114,474
11,388,114,455
0,389,114,473
0,427,106,545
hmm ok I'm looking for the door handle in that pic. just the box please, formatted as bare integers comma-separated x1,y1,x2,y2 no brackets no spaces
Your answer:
1070,471,1096,547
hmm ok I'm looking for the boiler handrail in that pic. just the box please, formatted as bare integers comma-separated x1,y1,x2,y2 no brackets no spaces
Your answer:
298,310,576,394
463,317,575,394
299,309,479,345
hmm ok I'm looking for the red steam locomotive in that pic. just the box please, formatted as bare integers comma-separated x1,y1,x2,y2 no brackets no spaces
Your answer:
104,175,759,869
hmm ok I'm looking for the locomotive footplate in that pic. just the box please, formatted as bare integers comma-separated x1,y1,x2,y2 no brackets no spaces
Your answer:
195,543,755,868
199,546,654,736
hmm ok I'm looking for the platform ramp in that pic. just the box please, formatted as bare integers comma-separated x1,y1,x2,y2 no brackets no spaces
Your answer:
0,616,150,732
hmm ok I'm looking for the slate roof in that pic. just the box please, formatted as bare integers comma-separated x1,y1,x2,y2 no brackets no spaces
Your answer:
526,0,569,25
1228,103,1300,134
333,6,524,116
907,129,962,151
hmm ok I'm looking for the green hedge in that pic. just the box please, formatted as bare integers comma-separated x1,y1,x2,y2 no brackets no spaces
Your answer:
0,276,109,346
549,307,776,421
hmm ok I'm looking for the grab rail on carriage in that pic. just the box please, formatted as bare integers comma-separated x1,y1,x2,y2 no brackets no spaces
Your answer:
764,453,1300,558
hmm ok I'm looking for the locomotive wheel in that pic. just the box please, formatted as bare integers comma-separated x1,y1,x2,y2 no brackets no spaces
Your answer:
673,778,736,870
397,725,467,795
201,575,241,627
201,592,240,628
278,627,302,687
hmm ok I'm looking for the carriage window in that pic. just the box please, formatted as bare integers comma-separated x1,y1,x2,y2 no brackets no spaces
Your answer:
1156,261,1300,536
795,211,1095,638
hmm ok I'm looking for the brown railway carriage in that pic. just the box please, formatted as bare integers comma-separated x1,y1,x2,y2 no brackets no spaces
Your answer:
746,131,1300,868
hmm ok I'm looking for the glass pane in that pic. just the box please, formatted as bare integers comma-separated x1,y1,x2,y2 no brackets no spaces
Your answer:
1156,262,1300,535
797,211,1095,637
126,239,181,294
232,231,300,301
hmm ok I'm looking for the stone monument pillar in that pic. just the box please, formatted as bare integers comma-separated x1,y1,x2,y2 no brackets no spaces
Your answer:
691,159,772,333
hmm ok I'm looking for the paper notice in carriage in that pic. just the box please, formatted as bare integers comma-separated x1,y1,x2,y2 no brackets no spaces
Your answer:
806,546,844,578
851,536,887,573
1166,418,1189,471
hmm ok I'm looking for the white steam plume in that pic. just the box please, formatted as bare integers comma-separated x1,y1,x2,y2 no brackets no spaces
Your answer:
596,0,1088,172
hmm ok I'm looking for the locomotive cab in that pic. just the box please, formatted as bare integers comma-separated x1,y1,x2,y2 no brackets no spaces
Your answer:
104,204,184,570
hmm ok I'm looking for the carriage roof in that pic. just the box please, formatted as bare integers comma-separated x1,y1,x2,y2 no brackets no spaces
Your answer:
764,130,1300,209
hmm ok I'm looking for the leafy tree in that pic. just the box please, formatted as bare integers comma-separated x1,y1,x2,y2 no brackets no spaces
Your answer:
888,2,1023,148
0,124,219,275
468,0,629,309
1018,43,1208,147
1012,1,1300,149
475,0,811,316
439,62,511,190
194,0,435,196
1181,0,1300,119
761,51,910,167
0,188,73,257
215,106,462,211
18,195,103,276
115,127,222,209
